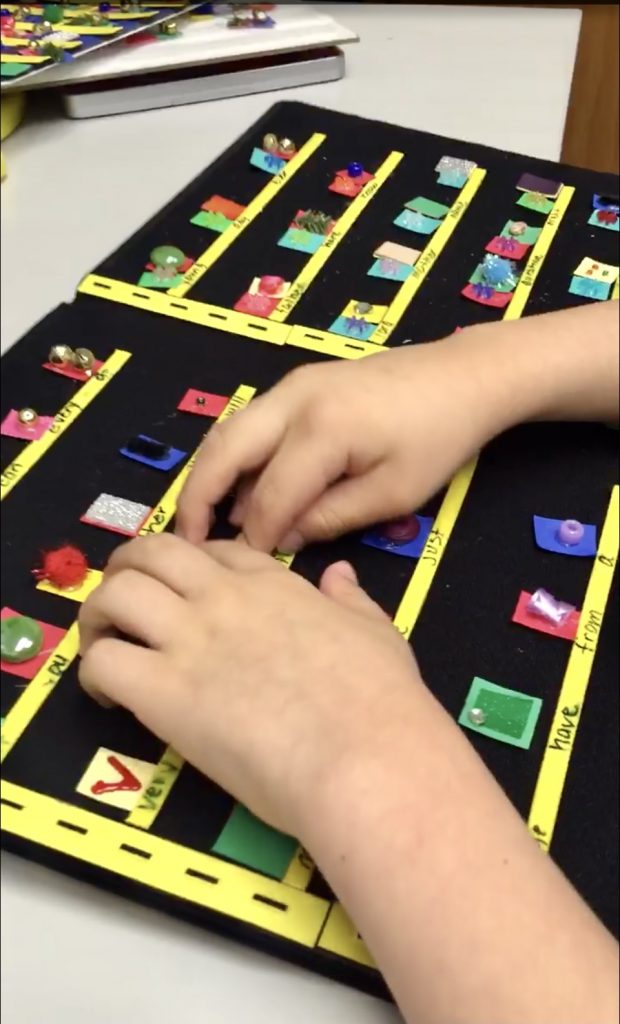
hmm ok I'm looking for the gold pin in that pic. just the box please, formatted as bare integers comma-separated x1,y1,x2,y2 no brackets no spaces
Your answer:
262,133,278,153
73,348,95,375
17,408,38,428
48,344,74,366
278,137,296,157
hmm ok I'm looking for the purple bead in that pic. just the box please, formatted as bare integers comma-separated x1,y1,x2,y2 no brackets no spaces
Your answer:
527,588,575,626
557,519,585,547
347,162,363,178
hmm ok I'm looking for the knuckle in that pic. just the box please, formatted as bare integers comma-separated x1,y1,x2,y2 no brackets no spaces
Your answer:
307,503,349,539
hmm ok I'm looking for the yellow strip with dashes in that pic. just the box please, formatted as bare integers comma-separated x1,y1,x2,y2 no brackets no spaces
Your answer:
270,151,404,322
370,167,487,345
528,485,619,852
392,459,477,638
1,350,131,501
0,780,330,946
317,903,376,967
1,53,50,64
1,624,80,765
504,185,574,320
125,746,184,830
169,133,326,298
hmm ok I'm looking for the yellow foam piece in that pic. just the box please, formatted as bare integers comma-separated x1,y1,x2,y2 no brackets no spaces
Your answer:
340,300,388,324
37,569,103,604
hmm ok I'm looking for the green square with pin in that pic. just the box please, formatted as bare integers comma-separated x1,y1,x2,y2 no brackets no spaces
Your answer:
459,677,542,749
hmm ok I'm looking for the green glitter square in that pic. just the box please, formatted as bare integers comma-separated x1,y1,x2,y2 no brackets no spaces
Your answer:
459,677,542,749
137,271,184,290
190,209,231,233
516,192,554,215
211,804,297,880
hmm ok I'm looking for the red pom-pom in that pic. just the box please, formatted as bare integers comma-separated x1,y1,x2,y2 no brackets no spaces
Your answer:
32,546,89,589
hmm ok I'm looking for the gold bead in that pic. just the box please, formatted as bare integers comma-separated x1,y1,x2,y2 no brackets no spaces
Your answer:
278,137,296,157
18,408,38,427
160,20,177,34
49,344,74,366
262,133,278,153
73,348,95,374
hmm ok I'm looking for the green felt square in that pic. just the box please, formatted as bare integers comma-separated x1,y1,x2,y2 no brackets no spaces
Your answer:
516,192,554,215
211,803,297,879
500,221,542,246
405,196,450,219
190,209,231,233
1,63,32,77
459,677,542,750
137,271,184,290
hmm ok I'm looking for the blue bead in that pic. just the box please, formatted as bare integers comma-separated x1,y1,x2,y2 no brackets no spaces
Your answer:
347,162,363,178
99,2,111,10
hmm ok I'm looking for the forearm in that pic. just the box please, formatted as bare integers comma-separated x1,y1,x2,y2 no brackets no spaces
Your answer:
304,683,618,1024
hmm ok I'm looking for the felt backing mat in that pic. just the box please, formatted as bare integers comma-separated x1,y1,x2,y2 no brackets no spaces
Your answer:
1,101,618,1000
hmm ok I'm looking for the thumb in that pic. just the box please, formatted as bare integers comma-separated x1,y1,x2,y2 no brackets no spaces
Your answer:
319,561,389,622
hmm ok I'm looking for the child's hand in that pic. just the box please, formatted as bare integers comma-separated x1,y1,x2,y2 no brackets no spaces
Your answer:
176,335,500,553
78,534,419,839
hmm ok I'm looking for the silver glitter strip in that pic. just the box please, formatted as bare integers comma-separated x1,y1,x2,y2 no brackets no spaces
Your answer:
85,493,151,534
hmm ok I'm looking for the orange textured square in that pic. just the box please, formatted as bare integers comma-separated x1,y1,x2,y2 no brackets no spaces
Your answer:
201,195,246,220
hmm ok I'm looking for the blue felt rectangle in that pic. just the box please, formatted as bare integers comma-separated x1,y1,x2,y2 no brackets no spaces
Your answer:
593,194,620,213
120,436,186,472
278,228,326,254
328,316,376,341
587,210,619,232
367,258,412,282
437,171,467,188
250,147,285,174
568,276,611,301
532,515,597,557
393,210,440,235
361,516,433,558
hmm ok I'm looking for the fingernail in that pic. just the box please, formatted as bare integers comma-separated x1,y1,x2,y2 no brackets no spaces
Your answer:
279,530,304,554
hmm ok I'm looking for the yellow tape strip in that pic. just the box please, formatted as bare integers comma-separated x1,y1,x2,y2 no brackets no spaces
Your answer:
37,569,103,604
0,780,329,946
317,903,376,967
282,847,316,891
370,167,487,345
1,624,80,765
286,325,380,360
169,133,326,298
392,460,477,639
504,185,575,320
612,279,619,301
528,485,619,852
1,53,50,63
270,151,404,322
125,746,184,830
1,350,131,501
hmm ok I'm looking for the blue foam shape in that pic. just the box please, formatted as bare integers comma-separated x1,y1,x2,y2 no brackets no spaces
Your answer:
587,210,619,232
437,170,467,188
568,275,611,301
593,194,619,213
367,258,412,282
361,516,433,559
328,315,375,341
120,436,186,472
249,147,285,174
278,228,325,253
533,515,597,557
393,210,440,235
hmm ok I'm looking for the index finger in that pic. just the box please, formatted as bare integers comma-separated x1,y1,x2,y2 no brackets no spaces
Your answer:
175,398,286,545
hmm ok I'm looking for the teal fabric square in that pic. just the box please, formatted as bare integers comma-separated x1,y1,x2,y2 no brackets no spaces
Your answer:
569,276,611,301
588,210,619,232
250,147,285,174
367,258,412,282
437,170,466,188
278,228,325,254
329,315,375,341
394,210,440,235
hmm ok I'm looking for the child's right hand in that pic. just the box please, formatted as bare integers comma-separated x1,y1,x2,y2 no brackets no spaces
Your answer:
176,329,504,553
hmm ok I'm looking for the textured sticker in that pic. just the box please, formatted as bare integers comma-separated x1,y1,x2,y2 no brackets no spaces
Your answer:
211,803,297,880
81,493,152,537
569,276,611,301
278,227,325,254
435,156,476,187
404,196,450,219
137,269,184,289
485,236,530,260
393,210,440,235
516,173,562,198
42,359,104,381
367,258,412,282
592,193,620,213
511,590,580,640
0,607,66,682
573,258,619,284
588,209,619,231
120,436,186,472
250,147,285,174
373,241,421,266
361,515,433,558
233,292,279,316
469,259,519,293
516,191,555,215
437,170,467,188
500,221,542,246
177,389,229,418
76,747,157,813
461,283,513,308
248,276,290,297
532,515,597,556
328,168,374,197
201,195,245,220
459,677,542,749
1,410,54,442
190,210,232,233
340,300,388,324
329,316,375,341
36,569,103,604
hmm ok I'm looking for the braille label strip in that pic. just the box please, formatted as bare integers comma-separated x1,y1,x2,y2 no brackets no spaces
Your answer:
125,746,184,831
168,133,327,299
528,485,619,853
612,277,619,301
0,780,330,947
369,167,487,345
1,623,80,765
1,349,131,501
269,150,404,323
504,184,575,320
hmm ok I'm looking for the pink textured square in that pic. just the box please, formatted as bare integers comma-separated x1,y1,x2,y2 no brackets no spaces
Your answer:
178,389,229,418
42,360,104,381
461,284,514,309
233,292,279,317
511,591,580,641
1,409,54,441
485,236,530,260
0,606,67,681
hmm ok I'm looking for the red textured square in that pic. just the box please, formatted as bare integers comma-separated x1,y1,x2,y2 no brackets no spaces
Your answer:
290,209,336,234
461,283,513,309
485,236,530,260
328,175,364,197
1,409,54,441
202,195,245,220
42,360,104,381
511,591,580,641
596,210,618,225
178,389,229,418
233,291,279,316
1,607,67,681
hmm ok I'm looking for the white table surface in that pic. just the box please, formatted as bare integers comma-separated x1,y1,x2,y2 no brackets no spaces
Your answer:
1,6,580,1022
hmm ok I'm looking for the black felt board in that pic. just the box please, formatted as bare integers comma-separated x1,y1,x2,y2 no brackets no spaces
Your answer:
1,101,618,1001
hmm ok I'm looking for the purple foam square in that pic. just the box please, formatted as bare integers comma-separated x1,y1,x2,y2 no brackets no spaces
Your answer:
533,515,597,557
361,516,434,558
516,173,562,198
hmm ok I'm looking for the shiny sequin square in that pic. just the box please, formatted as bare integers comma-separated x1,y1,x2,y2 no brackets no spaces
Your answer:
459,677,542,749
81,493,152,537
